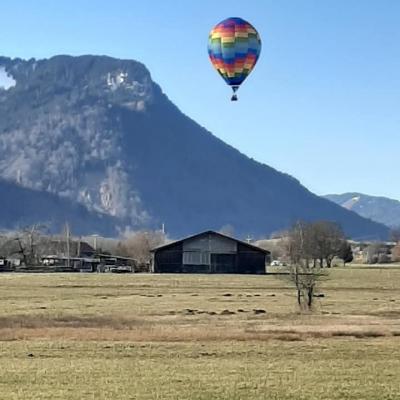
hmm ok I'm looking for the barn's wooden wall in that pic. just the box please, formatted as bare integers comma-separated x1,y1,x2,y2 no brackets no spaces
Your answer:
153,233,267,274
183,234,237,253
154,242,182,273
237,243,267,274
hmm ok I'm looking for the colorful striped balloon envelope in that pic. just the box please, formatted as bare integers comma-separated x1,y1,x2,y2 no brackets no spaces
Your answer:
208,17,262,101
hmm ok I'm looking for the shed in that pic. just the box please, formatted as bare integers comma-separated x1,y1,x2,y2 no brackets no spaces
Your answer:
151,230,270,274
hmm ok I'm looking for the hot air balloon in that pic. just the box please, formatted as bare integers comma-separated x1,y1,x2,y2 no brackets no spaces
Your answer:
208,17,261,101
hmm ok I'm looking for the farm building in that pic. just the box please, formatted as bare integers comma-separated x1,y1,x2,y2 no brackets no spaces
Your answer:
151,231,270,274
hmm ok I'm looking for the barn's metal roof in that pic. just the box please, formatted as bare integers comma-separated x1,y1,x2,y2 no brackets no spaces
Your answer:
151,230,270,254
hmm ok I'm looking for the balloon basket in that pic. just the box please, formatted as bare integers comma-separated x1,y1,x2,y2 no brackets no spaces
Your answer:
231,86,239,101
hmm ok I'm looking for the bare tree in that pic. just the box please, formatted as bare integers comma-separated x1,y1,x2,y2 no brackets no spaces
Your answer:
13,224,49,265
284,222,328,310
282,221,345,268
268,241,286,262
0,234,12,258
116,230,166,267
256,238,286,262
309,221,345,268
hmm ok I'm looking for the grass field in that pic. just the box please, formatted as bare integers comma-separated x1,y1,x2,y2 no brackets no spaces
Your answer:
0,267,400,399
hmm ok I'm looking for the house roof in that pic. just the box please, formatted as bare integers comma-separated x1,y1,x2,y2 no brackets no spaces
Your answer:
151,230,270,254
79,241,96,254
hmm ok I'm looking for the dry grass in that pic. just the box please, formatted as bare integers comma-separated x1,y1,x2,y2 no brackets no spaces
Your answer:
1,268,400,342
1,339,400,400
0,267,400,399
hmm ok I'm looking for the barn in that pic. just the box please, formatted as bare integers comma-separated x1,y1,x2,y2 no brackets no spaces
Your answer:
151,231,270,274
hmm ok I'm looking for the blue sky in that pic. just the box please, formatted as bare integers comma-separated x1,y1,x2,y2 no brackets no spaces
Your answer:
1,0,399,199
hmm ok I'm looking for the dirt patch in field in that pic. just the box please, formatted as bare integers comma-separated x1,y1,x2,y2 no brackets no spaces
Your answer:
365,310,400,318
0,315,150,330
0,316,398,343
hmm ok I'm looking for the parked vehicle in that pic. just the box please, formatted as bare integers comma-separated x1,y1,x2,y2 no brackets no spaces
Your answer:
271,260,287,267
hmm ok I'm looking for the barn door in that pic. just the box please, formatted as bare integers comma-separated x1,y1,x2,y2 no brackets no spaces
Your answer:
210,254,236,273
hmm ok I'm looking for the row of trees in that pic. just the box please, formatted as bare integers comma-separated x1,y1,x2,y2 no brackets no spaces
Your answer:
285,221,353,268
0,225,167,268
0,224,52,265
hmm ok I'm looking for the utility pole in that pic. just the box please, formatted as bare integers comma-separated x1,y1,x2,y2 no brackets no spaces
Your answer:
65,223,70,269
77,237,81,257
208,232,212,273
91,234,99,252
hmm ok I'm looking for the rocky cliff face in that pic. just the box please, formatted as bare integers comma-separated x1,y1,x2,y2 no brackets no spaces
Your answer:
0,55,152,227
0,55,389,239
0,178,118,235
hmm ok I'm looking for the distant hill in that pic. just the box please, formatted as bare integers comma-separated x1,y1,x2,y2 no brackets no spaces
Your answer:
0,55,390,240
324,193,400,229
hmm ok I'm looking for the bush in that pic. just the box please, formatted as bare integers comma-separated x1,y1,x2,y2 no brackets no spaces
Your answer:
378,253,391,264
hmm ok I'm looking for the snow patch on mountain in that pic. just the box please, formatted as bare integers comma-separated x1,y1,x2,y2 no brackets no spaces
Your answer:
342,195,361,210
0,67,16,90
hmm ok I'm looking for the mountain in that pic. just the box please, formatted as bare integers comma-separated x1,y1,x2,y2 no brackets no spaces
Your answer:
0,179,119,235
324,193,400,229
0,55,389,240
